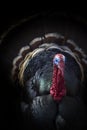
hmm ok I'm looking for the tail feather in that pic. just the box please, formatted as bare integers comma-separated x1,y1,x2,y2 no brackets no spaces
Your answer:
19,45,30,57
12,33,87,85
29,37,43,50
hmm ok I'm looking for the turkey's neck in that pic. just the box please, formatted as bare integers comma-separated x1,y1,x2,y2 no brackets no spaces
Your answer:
50,65,66,102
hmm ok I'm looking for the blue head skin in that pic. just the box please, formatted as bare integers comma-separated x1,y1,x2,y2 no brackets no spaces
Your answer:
53,56,61,66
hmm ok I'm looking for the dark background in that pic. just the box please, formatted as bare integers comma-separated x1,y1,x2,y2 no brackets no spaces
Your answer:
0,6,87,129
0,6,87,36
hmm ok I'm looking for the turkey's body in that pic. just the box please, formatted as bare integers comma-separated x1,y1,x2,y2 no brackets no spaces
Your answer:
0,12,87,130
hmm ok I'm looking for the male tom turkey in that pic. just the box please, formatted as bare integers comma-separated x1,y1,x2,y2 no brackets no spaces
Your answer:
0,12,87,130
11,32,87,130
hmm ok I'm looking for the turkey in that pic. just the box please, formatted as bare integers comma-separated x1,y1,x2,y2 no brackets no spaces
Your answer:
11,32,87,130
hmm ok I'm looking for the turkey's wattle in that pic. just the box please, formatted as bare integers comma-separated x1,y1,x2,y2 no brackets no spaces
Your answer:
50,54,66,101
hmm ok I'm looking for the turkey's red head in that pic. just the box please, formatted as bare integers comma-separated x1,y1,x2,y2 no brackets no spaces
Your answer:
50,54,66,102
53,54,65,75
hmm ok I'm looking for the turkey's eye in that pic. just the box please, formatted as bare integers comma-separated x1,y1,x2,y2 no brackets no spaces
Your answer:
54,57,60,65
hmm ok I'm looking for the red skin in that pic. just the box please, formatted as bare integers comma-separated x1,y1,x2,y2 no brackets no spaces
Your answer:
50,54,66,102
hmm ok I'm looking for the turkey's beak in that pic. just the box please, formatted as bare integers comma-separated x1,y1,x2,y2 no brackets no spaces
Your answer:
57,64,61,69
57,64,64,76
